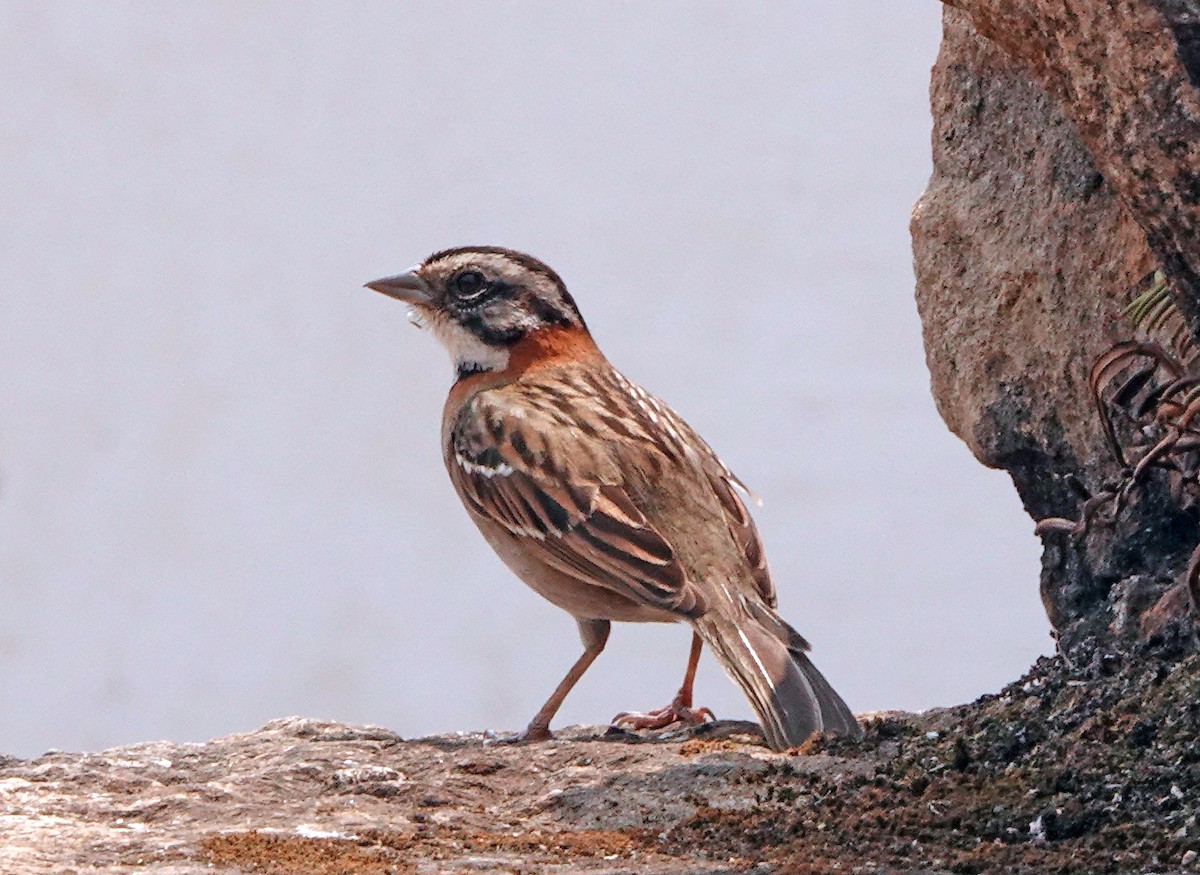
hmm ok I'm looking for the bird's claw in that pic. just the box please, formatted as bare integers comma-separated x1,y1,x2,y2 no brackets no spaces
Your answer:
611,701,715,733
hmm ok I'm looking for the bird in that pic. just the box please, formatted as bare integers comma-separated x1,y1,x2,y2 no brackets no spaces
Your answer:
365,246,861,751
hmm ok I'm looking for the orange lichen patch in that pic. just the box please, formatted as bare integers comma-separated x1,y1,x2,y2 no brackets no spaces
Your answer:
678,737,757,757
792,731,828,757
357,826,652,862
201,831,412,875
465,828,649,858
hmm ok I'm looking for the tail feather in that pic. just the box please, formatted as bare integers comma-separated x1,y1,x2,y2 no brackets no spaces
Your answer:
696,602,861,751
792,650,861,738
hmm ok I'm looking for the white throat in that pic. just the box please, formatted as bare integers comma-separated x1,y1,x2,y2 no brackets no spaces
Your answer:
420,309,510,376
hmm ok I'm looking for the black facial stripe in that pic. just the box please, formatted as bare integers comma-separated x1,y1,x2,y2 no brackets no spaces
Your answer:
459,312,525,346
526,291,574,328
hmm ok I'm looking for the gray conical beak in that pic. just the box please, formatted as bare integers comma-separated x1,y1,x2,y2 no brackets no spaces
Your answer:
364,270,432,305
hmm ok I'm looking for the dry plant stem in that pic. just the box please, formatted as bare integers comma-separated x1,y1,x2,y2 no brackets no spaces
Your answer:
1039,337,1198,543
1131,431,1187,483
1045,313,1200,630
1089,341,1182,468
1035,517,1080,535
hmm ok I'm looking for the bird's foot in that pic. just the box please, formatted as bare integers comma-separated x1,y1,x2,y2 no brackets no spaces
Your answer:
611,696,715,733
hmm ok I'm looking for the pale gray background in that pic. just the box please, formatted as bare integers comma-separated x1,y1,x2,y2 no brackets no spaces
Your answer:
0,3,1049,758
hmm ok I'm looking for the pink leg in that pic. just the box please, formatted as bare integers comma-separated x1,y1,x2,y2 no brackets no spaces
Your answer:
522,619,610,741
612,631,715,732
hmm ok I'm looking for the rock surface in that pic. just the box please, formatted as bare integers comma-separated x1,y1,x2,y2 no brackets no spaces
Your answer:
7,650,1200,874
942,0,1200,332
0,717,849,875
912,4,1200,646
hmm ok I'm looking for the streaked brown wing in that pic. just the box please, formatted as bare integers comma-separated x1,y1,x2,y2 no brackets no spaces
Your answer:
706,469,775,607
447,390,706,618
653,401,777,608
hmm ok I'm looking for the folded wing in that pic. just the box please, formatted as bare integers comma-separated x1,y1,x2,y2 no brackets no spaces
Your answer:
448,387,707,617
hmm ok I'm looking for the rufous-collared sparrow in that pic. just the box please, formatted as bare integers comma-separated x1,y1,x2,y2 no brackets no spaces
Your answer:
366,246,861,750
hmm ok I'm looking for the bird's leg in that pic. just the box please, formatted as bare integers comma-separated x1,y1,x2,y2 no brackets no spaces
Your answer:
522,619,610,742
612,631,715,732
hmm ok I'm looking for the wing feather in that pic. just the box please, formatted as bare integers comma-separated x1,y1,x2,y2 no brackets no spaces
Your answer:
448,388,704,617
649,397,777,608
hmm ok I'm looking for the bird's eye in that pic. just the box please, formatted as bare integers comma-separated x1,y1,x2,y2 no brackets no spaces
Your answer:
454,270,486,298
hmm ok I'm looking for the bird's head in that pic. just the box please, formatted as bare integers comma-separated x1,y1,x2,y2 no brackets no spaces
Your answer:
366,246,589,378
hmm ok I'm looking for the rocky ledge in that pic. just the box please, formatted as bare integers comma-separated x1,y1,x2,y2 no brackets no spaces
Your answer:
5,649,1200,874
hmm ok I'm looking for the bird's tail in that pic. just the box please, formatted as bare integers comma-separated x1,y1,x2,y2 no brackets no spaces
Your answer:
695,596,861,751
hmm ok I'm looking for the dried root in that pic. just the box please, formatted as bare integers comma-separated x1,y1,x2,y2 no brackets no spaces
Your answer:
1035,273,1200,612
